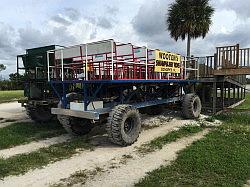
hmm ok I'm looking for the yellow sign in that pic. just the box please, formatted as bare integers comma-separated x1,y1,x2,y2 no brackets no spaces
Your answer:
155,50,181,73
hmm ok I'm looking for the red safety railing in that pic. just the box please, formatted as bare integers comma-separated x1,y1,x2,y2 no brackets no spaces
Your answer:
47,40,186,81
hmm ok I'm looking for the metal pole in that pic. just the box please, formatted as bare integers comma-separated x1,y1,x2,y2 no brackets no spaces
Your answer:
111,40,114,80
85,44,88,80
194,57,196,79
184,56,187,79
145,46,148,80
47,52,50,81
61,50,64,81
196,58,199,80
17,56,19,82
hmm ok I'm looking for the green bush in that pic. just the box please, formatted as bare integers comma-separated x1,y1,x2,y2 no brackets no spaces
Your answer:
0,80,24,91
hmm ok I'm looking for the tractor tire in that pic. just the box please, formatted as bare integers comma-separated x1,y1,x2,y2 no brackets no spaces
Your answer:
106,105,141,146
57,93,93,136
182,93,202,119
26,106,54,123
58,115,93,136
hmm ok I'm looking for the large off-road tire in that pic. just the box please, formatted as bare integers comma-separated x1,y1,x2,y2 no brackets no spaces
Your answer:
57,93,93,136
58,115,93,136
26,106,54,123
106,105,141,146
182,93,202,119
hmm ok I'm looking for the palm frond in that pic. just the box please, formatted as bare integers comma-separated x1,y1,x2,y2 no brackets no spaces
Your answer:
166,0,214,41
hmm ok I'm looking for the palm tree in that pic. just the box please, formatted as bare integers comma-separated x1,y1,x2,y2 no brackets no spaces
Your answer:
0,64,6,80
0,64,6,72
166,0,214,57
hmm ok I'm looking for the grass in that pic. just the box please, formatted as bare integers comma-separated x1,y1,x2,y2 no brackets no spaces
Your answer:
0,90,24,103
236,93,250,109
137,125,205,154
136,113,250,187
0,137,92,179
0,123,204,180
0,122,66,150
52,167,103,186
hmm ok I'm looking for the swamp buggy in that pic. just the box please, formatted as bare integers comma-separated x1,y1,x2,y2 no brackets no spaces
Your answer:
18,39,201,146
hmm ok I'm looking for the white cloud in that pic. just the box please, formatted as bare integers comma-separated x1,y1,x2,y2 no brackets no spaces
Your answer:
0,0,250,78
222,0,250,19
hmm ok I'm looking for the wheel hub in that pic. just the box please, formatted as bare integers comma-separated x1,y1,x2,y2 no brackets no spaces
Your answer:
124,117,134,134
193,100,198,112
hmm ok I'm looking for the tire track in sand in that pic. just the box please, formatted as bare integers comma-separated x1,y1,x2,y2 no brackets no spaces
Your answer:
0,118,193,187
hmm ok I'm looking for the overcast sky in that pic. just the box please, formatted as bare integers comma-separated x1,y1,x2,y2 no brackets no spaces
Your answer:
0,0,249,78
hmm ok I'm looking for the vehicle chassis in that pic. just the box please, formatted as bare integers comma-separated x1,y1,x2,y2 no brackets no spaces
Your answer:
48,39,201,146
51,79,197,120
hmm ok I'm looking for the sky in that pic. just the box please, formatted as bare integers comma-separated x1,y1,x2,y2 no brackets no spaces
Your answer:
0,0,250,78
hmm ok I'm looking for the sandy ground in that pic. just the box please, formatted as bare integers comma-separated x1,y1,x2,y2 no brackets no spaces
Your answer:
0,102,219,187
0,116,198,187
0,134,71,159
246,84,250,92
245,181,250,187
84,130,209,187
0,102,29,124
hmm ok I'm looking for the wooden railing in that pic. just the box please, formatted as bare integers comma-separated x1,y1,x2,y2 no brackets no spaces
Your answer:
197,55,215,77
215,44,239,69
198,44,250,78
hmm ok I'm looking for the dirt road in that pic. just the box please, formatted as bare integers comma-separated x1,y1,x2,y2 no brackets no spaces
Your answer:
0,101,216,186
0,112,210,187
0,102,28,124
246,84,250,92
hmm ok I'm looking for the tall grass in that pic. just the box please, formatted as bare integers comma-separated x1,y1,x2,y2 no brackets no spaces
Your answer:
0,90,24,103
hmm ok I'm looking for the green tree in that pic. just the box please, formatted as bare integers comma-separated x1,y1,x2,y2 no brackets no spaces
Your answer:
9,73,26,82
166,0,214,57
0,64,6,80
0,64,6,72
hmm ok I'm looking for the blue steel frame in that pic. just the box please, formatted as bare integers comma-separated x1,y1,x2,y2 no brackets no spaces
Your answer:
49,79,198,113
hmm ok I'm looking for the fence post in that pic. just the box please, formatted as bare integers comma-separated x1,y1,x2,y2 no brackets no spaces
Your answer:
236,44,240,68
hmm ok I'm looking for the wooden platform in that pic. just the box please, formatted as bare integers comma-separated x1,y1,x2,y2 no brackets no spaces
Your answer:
197,77,246,114
214,67,250,75
195,44,249,114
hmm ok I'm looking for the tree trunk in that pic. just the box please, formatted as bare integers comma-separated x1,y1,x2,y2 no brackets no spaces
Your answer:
186,33,191,57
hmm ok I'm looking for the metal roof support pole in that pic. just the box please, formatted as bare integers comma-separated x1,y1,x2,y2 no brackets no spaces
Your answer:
85,44,88,81
47,52,50,81
145,46,148,80
154,51,157,79
17,56,19,81
111,40,114,80
184,56,187,79
61,50,64,81
197,58,200,80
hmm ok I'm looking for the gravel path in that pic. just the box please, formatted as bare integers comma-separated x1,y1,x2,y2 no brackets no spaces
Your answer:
0,102,28,122
0,118,193,187
246,84,250,92
245,180,250,187
84,130,209,187
0,134,71,159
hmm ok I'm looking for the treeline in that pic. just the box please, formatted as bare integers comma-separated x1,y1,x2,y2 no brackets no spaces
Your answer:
0,80,24,90
0,73,25,90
